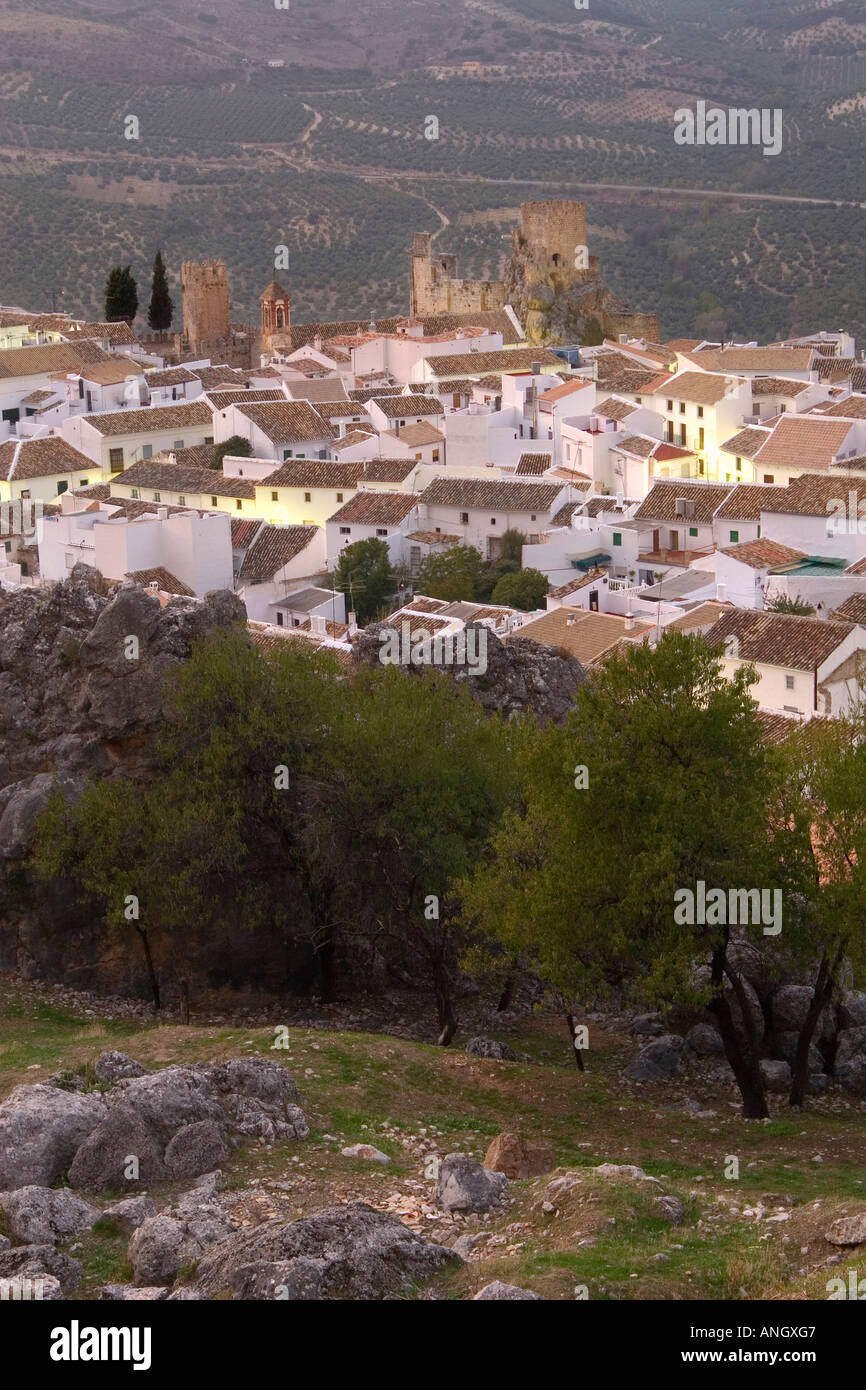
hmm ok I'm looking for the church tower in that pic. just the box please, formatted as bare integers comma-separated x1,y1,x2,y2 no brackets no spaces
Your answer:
260,279,291,352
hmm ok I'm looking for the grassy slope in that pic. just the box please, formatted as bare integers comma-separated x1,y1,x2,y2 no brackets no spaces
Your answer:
0,978,864,1301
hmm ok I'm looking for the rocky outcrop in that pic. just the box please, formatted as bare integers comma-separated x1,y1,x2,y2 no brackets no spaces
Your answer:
193,1202,459,1300
0,1056,308,1193
353,622,586,723
435,1153,509,1213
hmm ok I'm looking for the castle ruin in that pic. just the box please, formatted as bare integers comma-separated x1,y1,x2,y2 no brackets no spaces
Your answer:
409,200,659,346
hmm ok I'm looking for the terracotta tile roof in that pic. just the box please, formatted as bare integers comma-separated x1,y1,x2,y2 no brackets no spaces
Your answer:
633,480,733,523
664,600,731,634
425,347,562,377
83,401,214,436
231,518,264,548
719,426,772,459
714,481,792,519
595,396,639,421
550,567,607,599
515,452,551,475
0,437,93,482
384,421,443,446
246,620,353,669
815,358,854,383
812,395,866,419
0,341,113,378
205,389,285,409
125,567,195,596
237,524,320,584
685,347,814,372
602,339,672,367
404,531,460,545
510,607,650,665
234,400,334,443
402,596,450,613
719,538,807,569
369,394,442,418
332,429,376,453
309,400,370,422
190,366,246,389
19,388,58,406
751,416,855,472
761,472,866,517
262,459,364,489
830,594,866,625
755,709,803,745
76,360,144,386
666,338,703,352
655,371,741,405
327,490,417,525
358,458,417,483
640,370,676,394
298,617,349,639
750,377,811,397
113,460,256,499
348,386,401,403
260,280,289,302
705,608,855,671
537,379,589,403
159,443,215,470
420,477,562,512
64,320,137,346
616,433,660,459
845,555,866,576
145,366,198,387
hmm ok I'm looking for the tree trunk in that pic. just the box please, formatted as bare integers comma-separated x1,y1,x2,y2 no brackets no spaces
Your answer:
434,976,457,1046
709,945,767,1119
179,977,190,1026
789,942,844,1108
136,925,160,1012
497,972,516,1013
318,926,337,1004
565,1012,586,1071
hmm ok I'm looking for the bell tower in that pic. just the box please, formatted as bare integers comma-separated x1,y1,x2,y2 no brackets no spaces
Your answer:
260,279,291,352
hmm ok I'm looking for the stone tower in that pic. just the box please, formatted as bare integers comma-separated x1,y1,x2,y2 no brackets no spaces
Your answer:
260,279,291,352
509,201,595,293
181,259,230,352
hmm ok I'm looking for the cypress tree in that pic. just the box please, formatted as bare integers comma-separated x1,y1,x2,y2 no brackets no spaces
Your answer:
147,250,174,333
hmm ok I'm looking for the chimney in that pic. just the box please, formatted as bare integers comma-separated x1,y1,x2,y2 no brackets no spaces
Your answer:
616,489,624,510
313,334,323,353
347,610,358,636
157,507,168,521
625,614,635,631
716,581,726,602
311,613,327,634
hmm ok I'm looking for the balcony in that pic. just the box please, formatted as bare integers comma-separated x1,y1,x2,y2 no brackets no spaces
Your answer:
638,546,714,566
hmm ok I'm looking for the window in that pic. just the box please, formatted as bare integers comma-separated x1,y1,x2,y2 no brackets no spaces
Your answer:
679,424,686,446
153,492,161,503
432,449,440,462
697,406,704,418
531,513,537,522
234,499,241,510
698,460,705,475
763,474,774,484
336,493,344,503
283,449,293,460
3,541,9,554
785,675,795,690
612,532,622,547
779,404,786,413
56,481,68,495
79,478,88,487
109,448,124,471
131,488,139,500
178,495,186,506
689,526,698,538
271,491,278,502
666,399,673,412
205,436,213,445
142,444,153,460
460,512,469,525
679,402,686,414
415,453,422,461
635,397,642,405
529,533,538,544
698,427,705,450
211,495,218,507
276,611,284,627
490,517,496,526
304,492,311,503
173,440,184,450
757,525,762,538
376,528,388,537
735,456,741,469
729,530,739,543
339,526,351,535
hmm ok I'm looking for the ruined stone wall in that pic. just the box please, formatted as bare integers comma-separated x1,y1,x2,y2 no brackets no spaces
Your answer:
409,232,506,317
513,200,589,290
